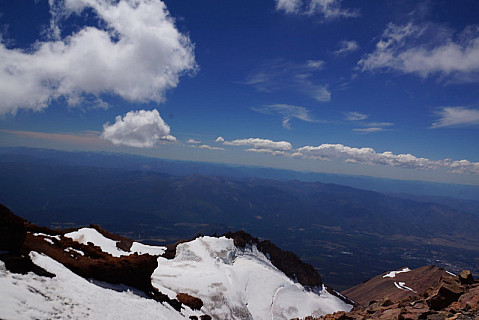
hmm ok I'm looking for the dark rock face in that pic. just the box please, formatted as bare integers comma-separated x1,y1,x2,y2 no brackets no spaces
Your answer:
0,204,26,253
223,230,322,288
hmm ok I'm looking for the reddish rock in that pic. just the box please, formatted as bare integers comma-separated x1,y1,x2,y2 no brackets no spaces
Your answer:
427,278,465,310
177,292,203,310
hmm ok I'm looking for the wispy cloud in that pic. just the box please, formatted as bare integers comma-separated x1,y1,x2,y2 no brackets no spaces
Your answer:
352,127,386,133
245,59,331,102
252,104,317,129
344,111,393,133
0,0,196,115
358,22,479,82
344,111,368,121
275,0,360,20
101,109,176,148
187,139,202,144
431,107,479,128
334,40,359,55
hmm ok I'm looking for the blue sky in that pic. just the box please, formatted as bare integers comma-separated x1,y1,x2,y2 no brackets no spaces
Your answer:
1,0,479,184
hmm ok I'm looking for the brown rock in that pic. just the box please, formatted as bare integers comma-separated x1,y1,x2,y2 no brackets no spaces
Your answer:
428,278,465,310
458,270,474,285
379,307,403,319
458,285,479,309
177,292,203,310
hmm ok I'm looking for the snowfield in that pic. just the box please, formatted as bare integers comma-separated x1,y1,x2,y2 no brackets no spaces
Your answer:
0,253,194,320
152,236,352,320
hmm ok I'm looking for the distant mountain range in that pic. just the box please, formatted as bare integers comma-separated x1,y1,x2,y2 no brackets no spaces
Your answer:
1,147,478,289
2,146,479,201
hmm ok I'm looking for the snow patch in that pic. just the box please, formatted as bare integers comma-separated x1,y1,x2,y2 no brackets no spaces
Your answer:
394,281,417,293
383,267,411,278
64,228,166,257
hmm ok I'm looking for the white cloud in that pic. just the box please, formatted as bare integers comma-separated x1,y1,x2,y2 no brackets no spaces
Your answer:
252,104,317,129
0,0,196,115
199,144,224,150
187,139,202,144
334,40,359,55
344,111,368,121
215,136,225,143
275,0,360,20
294,143,479,174
431,106,479,128
220,137,293,151
358,22,479,81
101,109,175,148
245,59,330,102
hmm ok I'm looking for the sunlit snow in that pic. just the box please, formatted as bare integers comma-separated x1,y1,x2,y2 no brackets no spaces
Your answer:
151,236,352,320
64,228,166,257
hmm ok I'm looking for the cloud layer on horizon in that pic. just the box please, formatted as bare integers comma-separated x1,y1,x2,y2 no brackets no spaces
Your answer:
0,0,196,115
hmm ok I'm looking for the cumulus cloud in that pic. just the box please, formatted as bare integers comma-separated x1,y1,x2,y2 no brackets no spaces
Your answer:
334,40,359,55
252,104,317,129
358,22,479,81
294,143,479,174
215,136,225,143
275,0,360,20
219,137,293,153
431,107,479,128
245,59,330,102
101,109,175,148
0,0,196,115
187,139,202,144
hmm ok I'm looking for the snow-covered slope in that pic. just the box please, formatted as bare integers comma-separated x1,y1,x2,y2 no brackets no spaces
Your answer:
0,253,193,320
152,236,352,319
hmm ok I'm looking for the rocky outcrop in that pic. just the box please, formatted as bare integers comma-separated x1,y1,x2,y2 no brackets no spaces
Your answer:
223,230,322,288
299,271,479,320
342,265,448,306
0,203,26,253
